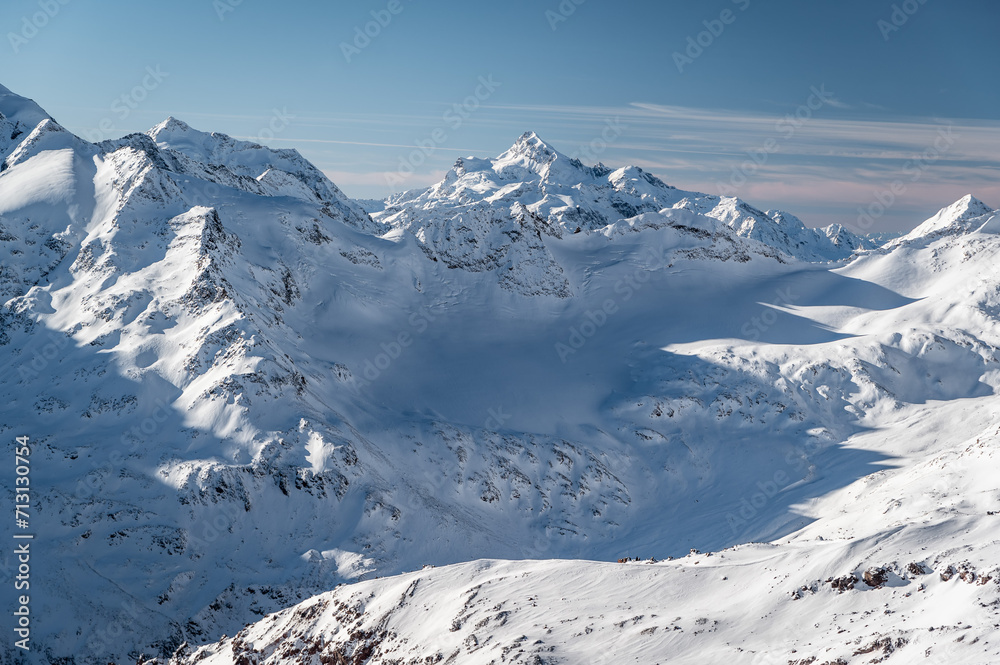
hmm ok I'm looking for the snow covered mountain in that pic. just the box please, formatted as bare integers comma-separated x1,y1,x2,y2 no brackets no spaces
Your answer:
373,132,883,283
179,193,1000,665
2,83,1000,664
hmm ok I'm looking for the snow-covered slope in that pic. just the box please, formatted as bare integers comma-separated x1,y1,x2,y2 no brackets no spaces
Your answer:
180,524,1000,665
374,132,882,282
145,117,379,234
0,83,52,160
177,195,1000,665
2,83,1000,665
889,194,996,247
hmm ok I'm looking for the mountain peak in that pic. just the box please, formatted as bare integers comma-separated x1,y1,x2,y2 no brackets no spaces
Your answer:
936,194,992,221
162,115,191,130
517,130,544,143
499,131,560,164
149,116,196,140
0,83,52,129
903,194,995,241
955,193,989,211
492,132,585,184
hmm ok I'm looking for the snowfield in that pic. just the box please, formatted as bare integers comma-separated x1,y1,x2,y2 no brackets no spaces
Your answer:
1,82,1000,664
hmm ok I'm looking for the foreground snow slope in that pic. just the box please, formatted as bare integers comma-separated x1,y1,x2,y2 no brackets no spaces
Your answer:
1,82,999,664
180,203,1000,664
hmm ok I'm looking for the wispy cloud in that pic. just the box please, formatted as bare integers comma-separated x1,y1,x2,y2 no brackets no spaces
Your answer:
323,169,450,195
192,98,998,233
234,137,491,153
462,101,1000,231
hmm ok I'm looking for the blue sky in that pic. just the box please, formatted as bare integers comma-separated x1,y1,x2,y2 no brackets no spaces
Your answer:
2,0,998,231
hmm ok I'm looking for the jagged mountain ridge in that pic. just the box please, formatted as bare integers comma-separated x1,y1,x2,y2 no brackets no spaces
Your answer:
145,117,379,234
1,82,1000,664
373,132,885,282
0,83,52,158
